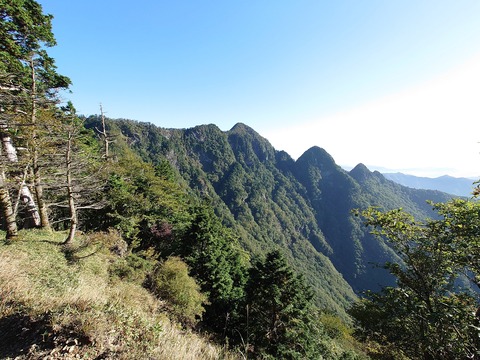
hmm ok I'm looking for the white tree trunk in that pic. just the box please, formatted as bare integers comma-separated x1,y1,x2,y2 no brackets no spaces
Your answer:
64,131,77,245
0,166,18,240
0,123,41,227
30,57,50,230
0,130,18,162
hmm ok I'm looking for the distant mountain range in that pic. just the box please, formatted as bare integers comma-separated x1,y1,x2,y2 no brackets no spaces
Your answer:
88,118,456,316
383,173,476,197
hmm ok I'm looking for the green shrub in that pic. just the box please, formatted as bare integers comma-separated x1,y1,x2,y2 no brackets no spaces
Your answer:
150,257,207,325
319,312,352,340
87,228,128,256
109,253,152,283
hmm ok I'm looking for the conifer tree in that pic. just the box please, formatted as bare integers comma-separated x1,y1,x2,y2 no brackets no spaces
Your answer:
245,250,321,359
48,103,105,245
181,204,247,335
0,0,70,235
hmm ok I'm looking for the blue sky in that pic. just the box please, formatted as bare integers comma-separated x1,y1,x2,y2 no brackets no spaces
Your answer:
39,1,480,177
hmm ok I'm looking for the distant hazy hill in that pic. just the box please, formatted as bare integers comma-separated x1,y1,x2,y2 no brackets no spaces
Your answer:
383,173,476,197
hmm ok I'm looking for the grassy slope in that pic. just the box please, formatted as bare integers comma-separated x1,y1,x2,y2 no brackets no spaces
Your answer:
0,229,237,360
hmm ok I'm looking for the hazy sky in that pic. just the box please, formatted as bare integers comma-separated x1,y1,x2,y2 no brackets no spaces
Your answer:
39,1,480,178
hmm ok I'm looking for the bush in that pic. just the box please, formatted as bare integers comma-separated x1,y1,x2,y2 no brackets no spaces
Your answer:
88,228,128,257
109,253,152,283
319,312,352,340
150,257,207,325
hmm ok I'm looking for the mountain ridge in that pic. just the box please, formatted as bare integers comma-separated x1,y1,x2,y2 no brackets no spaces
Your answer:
89,118,454,314
383,172,475,197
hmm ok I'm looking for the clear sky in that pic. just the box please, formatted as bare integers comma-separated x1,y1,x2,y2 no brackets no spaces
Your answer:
39,1,480,178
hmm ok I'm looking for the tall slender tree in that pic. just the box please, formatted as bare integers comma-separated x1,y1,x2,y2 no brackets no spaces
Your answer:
0,0,70,236
55,103,105,245
95,104,113,161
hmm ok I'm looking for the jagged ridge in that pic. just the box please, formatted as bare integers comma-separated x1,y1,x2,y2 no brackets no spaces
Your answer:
100,119,454,312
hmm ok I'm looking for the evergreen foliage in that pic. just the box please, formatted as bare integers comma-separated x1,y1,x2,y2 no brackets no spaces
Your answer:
98,145,191,247
99,119,358,316
0,0,71,236
245,250,322,359
99,117,453,309
0,0,70,89
180,204,248,335
150,256,208,326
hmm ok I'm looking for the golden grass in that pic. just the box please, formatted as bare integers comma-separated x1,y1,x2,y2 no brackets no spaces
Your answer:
0,230,239,359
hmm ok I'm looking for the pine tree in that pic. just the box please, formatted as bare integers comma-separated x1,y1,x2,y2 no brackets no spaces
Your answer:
245,250,321,359
181,204,248,335
0,0,70,236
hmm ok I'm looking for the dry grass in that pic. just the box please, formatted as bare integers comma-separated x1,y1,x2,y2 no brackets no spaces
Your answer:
0,229,239,359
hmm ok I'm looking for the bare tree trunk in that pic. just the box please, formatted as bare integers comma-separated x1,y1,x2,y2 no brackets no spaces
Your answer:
100,104,109,160
96,104,112,161
0,167,17,240
64,132,77,245
30,57,50,230
0,128,18,162
0,124,41,227
33,158,50,229
15,167,41,227
0,75,19,239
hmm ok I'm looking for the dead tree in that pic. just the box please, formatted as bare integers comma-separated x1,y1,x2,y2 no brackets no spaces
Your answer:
95,104,114,161
49,105,106,245
63,130,77,245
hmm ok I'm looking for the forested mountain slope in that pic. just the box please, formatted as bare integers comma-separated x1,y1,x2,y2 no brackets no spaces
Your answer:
2,1,464,356
87,118,453,300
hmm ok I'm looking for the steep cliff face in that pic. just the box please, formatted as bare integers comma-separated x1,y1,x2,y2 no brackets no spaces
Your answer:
293,148,371,290
102,118,453,309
